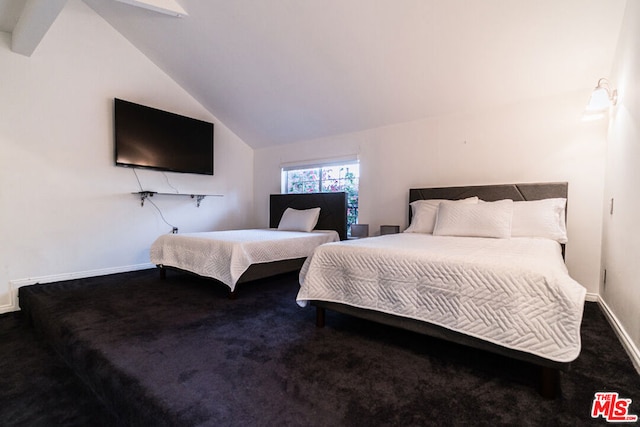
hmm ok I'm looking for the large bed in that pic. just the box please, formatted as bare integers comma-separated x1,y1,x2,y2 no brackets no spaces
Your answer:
297,182,586,398
151,192,347,297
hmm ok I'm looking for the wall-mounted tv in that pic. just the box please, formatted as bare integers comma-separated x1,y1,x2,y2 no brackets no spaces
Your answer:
114,98,214,175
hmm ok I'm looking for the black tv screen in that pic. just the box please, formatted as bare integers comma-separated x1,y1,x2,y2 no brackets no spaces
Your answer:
114,98,214,175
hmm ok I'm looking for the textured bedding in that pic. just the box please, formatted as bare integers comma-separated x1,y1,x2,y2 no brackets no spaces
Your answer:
151,229,339,291
297,233,586,362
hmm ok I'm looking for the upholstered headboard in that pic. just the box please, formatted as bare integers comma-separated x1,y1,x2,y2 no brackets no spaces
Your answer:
269,192,348,240
409,182,569,256
409,182,568,205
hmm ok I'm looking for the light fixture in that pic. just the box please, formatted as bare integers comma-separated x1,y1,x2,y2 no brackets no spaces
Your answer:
585,78,617,112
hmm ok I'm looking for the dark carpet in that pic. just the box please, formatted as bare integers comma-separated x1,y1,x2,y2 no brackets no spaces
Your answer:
0,311,117,426
2,269,639,426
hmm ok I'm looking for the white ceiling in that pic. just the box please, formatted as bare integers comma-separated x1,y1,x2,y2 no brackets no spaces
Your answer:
0,0,24,33
0,0,628,148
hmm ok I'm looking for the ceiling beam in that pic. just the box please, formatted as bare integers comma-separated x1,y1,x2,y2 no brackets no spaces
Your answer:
114,0,187,17
11,0,67,57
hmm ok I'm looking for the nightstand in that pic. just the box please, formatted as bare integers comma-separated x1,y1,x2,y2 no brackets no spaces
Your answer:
380,225,400,235
350,224,369,239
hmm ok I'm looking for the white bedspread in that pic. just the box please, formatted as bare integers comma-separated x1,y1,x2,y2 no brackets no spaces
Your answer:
297,234,586,362
151,229,339,291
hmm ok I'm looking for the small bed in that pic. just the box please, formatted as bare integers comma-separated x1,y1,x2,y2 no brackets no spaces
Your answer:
151,192,347,296
296,182,586,398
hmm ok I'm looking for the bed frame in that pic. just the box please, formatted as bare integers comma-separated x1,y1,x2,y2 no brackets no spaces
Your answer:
312,182,571,398
158,192,347,296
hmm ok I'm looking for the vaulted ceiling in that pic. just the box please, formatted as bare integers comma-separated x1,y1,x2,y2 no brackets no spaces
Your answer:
0,0,628,148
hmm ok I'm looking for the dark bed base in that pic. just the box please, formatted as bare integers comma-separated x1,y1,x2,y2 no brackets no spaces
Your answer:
158,257,306,298
313,302,564,399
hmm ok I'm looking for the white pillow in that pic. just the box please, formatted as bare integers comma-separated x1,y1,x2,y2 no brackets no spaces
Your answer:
433,199,513,239
277,207,321,232
511,198,568,243
404,197,478,234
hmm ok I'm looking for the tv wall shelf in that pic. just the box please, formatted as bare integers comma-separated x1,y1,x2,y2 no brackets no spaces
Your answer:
134,191,222,207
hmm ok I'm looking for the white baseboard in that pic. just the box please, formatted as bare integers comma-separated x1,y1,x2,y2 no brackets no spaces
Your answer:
585,292,599,302
1,263,155,314
597,296,640,375
0,302,14,314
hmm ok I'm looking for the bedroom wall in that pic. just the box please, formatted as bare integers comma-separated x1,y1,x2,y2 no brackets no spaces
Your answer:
0,0,254,312
254,91,609,295
601,0,640,364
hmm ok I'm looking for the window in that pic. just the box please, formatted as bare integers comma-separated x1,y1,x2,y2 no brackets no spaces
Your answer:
283,162,359,234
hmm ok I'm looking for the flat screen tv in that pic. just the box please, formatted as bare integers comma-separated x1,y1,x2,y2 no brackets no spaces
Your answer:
114,98,214,175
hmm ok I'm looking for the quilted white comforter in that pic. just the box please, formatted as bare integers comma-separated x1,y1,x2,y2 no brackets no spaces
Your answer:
297,233,586,362
151,229,339,291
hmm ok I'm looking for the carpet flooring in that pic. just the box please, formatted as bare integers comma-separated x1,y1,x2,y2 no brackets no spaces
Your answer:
2,269,640,426
0,311,118,426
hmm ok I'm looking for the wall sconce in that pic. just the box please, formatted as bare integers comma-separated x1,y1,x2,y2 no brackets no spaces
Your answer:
586,78,617,110
583,78,617,121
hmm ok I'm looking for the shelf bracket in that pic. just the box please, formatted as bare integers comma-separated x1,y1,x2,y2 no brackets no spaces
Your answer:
133,191,221,207
192,194,206,207
137,191,157,207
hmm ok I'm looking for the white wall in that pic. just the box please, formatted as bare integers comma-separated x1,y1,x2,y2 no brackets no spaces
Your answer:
255,91,608,294
0,0,254,312
602,0,640,358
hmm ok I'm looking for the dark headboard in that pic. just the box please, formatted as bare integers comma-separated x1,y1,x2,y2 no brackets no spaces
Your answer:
269,192,348,240
410,182,568,205
409,182,569,257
